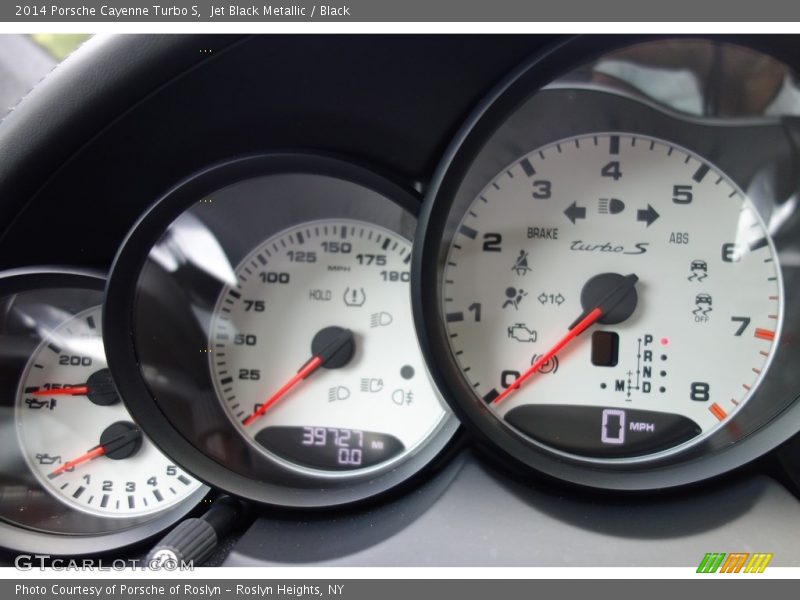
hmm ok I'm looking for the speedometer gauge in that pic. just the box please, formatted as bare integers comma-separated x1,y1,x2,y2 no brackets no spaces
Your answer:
105,154,457,507
210,219,445,476
414,38,800,490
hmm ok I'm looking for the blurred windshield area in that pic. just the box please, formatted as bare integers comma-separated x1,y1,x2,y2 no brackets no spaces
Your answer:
0,34,91,119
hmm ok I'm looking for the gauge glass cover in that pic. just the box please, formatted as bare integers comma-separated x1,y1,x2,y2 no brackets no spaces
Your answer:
414,38,800,489
0,270,205,553
104,155,458,506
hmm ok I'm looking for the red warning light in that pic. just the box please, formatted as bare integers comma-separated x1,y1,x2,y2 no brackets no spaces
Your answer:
660,337,669,346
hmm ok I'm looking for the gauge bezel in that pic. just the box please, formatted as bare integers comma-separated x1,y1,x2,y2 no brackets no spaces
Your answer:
0,267,207,555
413,36,800,491
104,153,460,508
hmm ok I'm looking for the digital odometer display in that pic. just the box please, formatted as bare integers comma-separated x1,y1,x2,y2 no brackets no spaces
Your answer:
255,426,404,471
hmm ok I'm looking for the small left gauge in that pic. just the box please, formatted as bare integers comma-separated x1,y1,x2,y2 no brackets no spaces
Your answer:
0,269,205,555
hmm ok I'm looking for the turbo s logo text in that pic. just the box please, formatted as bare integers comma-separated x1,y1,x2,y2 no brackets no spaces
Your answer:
568,241,649,255
696,552,773,573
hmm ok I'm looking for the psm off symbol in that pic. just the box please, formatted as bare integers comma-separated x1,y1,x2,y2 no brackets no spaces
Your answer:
392,389,413,406
370,312,393,327
693,293,713,323
511,250,532,276
344,287,366,307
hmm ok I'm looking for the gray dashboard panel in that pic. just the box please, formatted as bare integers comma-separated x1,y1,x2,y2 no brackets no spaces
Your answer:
225,450,800,566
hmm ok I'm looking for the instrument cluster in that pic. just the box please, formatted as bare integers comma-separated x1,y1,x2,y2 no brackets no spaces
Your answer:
2,35,800,556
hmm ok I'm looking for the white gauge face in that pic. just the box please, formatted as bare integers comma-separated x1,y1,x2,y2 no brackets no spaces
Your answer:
16,306,201,517
209,219,449,476
443,133,783,461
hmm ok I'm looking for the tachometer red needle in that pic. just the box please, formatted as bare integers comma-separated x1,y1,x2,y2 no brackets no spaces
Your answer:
242,356,323,426
493,273,638,406
242,327,355,427
32,386,89,396
48,445,105,478
493,308,602,405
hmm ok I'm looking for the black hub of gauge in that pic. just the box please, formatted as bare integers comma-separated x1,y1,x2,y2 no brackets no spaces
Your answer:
86,369,120,406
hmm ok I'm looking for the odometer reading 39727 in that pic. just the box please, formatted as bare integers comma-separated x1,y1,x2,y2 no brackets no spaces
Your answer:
210,219,448,476
443,133,783,461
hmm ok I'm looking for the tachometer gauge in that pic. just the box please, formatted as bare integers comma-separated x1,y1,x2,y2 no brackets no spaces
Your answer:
414,38,800,490
441,132,781,460
0,268,206,555
104,154,457,507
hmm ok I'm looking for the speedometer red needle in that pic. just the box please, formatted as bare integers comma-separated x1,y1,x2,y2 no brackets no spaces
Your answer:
242,327,355,427
492,308,602,405
242,356,323,426
32,386,89,396
492,273,638,406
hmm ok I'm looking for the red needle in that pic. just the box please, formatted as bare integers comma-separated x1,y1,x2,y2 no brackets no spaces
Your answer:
492,273,639,406
493,308,602,406
32,386,89,396
48,445,105,478
242,356,323,426
241,325,355,427
47,425,142,478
